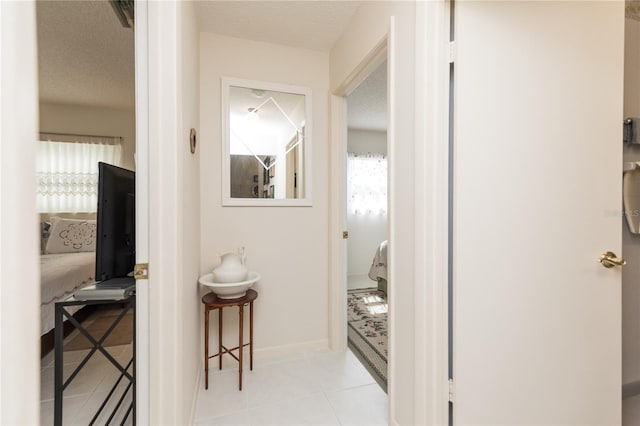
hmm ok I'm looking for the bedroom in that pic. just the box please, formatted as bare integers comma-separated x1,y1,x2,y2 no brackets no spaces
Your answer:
345,59,389,391
36,0,137,422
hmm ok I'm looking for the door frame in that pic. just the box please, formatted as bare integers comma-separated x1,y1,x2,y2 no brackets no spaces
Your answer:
0,0,151,421
134,0,150,422
0,1,40,423
327,3,450,425
328,40,387,354
413,2,451,424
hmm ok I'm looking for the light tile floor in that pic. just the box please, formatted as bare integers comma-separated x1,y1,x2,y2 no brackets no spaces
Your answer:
40,306,134,426
42,343,387,425
195,348,388,425
40,343,134,425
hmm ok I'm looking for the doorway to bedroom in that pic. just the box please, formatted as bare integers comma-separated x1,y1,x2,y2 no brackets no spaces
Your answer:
36,1,137,423
345,59,389,392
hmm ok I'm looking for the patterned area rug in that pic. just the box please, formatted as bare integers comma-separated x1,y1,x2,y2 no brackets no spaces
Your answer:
347,288,388,392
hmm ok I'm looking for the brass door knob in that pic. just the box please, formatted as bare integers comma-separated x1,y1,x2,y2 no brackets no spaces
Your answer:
598,251,626,268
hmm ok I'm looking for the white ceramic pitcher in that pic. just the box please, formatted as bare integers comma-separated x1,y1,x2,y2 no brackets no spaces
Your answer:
212,247,248,283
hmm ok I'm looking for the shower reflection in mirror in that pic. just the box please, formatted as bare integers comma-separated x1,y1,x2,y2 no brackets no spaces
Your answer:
222,78,312,206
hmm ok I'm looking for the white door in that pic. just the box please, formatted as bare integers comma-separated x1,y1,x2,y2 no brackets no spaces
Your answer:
454,2,623,424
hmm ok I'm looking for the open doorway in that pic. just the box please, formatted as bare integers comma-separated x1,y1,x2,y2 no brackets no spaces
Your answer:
36,1,137,423
344,60,389,392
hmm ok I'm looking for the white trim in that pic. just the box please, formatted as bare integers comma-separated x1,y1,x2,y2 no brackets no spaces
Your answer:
147,1,181,423
253,339,329,359
414,1,450,425
134,0,150,423
332,38,387,98
328,21,391,425
0,1,39,423
327,33,388,355
221,77,313,207
328,4,450,425
386,18,396,423
328,95,347,351
189,368,202,425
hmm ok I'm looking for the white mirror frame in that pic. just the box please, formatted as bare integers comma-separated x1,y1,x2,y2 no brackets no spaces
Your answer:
221,77,313,206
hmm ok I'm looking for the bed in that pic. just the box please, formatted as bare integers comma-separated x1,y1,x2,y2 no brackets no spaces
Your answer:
39,216,97,352
40,252,95,335
368,240,388,294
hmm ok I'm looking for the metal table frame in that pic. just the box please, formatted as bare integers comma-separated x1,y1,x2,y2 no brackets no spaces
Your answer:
54,294,135,426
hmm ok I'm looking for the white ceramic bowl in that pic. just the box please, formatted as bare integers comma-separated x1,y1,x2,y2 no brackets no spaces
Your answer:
198,271,260,299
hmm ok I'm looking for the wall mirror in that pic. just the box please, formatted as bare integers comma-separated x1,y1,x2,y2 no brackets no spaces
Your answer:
222,78,312,206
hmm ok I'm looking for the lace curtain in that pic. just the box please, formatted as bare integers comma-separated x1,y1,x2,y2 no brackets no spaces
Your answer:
37,134,123,213
347,152,387,215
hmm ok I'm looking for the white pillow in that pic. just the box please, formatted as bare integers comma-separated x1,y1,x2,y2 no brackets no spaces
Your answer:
45,217,97,254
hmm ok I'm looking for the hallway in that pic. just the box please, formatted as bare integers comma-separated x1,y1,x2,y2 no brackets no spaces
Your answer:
195,348,387,425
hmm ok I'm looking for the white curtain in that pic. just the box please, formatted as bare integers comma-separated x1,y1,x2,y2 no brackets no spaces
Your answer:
36,134,122,213
347,152,387,215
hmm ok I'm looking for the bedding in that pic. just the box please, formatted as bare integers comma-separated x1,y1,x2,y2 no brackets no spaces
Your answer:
368,240,387,281
368,240,388,294
40,251,95,335
45,217,97,254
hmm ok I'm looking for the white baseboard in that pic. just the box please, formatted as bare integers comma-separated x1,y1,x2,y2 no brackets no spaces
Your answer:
189,366,202,424
254,339,330,361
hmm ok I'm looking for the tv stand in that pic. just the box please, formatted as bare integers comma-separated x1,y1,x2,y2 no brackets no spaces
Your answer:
54,292,135,425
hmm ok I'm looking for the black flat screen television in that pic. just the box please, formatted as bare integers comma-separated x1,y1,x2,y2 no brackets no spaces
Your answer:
95,162,135,282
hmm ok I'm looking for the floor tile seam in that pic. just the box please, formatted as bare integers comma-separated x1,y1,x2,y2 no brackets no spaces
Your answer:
326,381,384,396
194,389,249,420
242,389,328,413
321,389,346,426
76,390,134,424
246,390,339,421
60,364,117,395
314,377,377,396
55,388,96,400
194,408,247,424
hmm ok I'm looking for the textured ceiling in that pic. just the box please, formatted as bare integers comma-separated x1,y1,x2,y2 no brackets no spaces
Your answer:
37,0,135,108
35,0,385,129
194,1,362,52
347,60,387,132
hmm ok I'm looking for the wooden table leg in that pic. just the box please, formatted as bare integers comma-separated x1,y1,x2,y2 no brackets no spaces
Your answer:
250,301,254,371
205,307,209,390
218,307,223,370
239,304,244,391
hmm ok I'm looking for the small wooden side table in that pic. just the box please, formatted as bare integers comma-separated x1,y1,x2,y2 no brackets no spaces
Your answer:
202,289,257,391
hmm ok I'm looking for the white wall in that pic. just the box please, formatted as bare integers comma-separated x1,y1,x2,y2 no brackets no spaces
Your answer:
200,34,330,352
348,128,386,153
146,1,201,423
39,102,136,171
623,17,640,386
347,129,387,276
330,2,417,424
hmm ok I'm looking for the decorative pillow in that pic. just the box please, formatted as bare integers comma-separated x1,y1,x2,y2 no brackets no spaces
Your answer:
45,217,97,254
40,221,51,255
